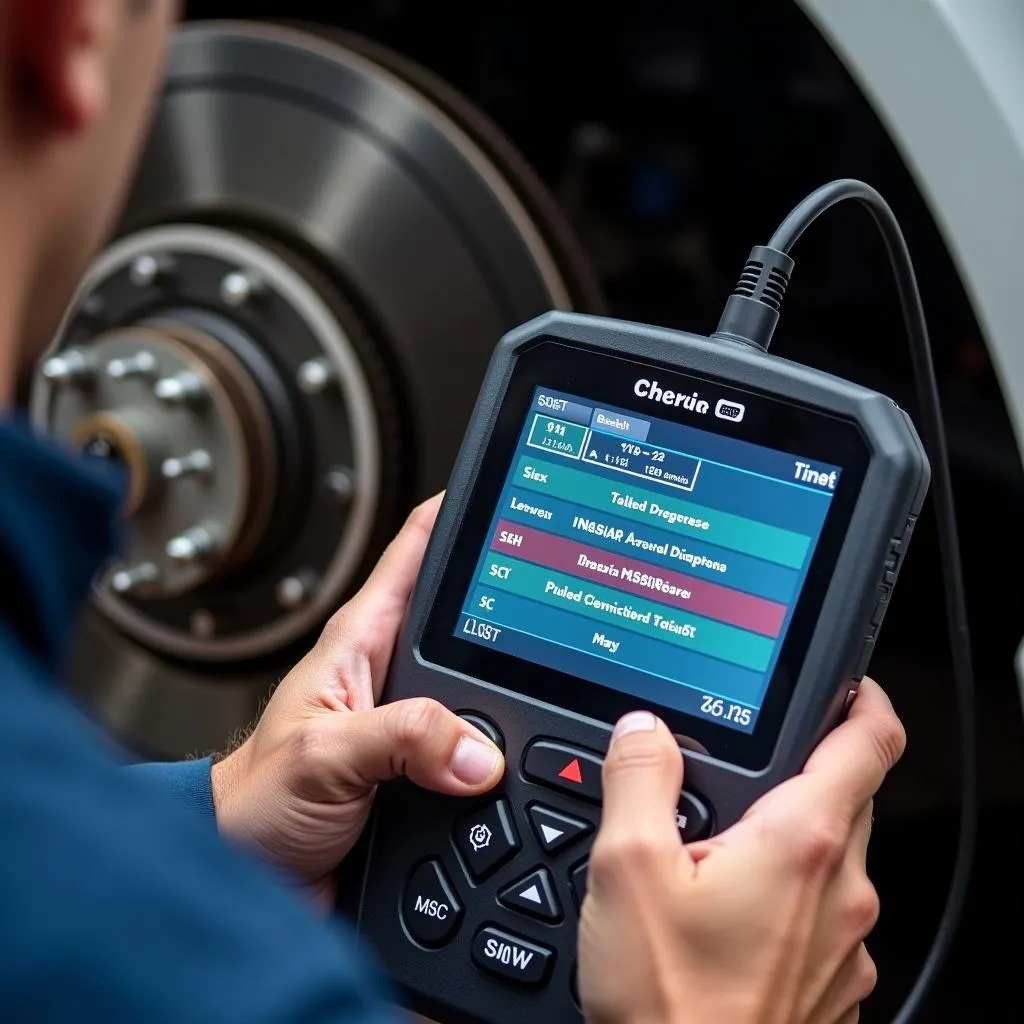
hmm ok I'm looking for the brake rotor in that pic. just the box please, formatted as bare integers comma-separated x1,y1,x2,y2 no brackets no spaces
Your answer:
31,21,601,758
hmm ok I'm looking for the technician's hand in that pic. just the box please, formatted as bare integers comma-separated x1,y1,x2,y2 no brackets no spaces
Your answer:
211,494,505,903
579,678,904,1024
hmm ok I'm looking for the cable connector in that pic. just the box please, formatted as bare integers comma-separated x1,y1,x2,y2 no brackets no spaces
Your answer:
711,245,796,352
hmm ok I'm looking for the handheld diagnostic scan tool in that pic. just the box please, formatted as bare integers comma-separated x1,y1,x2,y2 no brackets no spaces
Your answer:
356,182,945,1024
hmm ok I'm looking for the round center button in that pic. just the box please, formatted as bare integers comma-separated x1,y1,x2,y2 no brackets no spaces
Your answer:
457,712,504,753
402,859,464,948
677,790,713,842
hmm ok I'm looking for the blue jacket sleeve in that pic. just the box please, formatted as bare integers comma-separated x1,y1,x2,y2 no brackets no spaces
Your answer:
0,646,402,1024
126,757,217,821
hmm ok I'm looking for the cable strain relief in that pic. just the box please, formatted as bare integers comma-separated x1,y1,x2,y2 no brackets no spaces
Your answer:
711,245,796,351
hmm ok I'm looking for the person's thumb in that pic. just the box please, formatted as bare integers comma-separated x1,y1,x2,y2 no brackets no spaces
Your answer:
328,697,505,795
594,711,687,860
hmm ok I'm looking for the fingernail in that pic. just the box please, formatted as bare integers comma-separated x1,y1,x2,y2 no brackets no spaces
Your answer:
612,711,657,743
450,735,500,785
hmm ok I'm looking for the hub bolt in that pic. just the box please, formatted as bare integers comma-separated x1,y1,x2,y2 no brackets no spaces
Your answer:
275,570,319,609
80,293,106,320
190,610,216,639
129,254,175,288
220,271,263,308
162,449,213,480
41,348,93,387
110,562,160,595
154,371,206,407
165,525,218,563
325,467,354,504
106,351,158,381
296,358,336,395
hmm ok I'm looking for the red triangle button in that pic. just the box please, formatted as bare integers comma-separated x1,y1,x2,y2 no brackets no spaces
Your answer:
558,758,583,784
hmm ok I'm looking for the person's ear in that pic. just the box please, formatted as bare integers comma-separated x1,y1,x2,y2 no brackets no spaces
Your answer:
9,0,119,135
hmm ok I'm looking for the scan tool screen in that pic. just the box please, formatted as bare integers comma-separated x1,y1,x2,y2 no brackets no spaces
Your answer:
422,342,869,766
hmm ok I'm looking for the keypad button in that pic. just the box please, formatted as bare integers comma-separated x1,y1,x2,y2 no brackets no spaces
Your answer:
458,713,504,754
402,860,464,947
676,791,713,842
453,798,520,879
471,925,555,988
527,803,593,854
523,740,603,803
499,866,563,923
524,740,716,846
570,860,588,909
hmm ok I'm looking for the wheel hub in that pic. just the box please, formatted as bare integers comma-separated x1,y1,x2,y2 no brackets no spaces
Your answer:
33,224,382,662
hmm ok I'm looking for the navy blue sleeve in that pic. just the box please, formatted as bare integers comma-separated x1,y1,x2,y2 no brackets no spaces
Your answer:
126,757,218,821
0,641,402,1024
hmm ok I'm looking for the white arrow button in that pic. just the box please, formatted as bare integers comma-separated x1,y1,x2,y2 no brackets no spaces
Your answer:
540,824,564,845
499,867,562,921
519,884,542,904
528,805,593,854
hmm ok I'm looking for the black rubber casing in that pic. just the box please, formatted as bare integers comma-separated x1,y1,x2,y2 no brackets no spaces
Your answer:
356,312,930,1024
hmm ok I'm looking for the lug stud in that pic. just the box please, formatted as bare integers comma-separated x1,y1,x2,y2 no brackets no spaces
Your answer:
129,253,175,287
275,570,319,609
296,358,336,395
106,351,158,381
162,449,213,480
189,610,216,639
154,371,205,407
220,271,263,308
325,467,354,504
80,293,106,320
41,348,93,387
110,562,160,595
165,525,218,563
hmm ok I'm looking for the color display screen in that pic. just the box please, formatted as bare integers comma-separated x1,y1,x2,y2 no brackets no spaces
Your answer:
420,341,870,768
451,386,841,734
